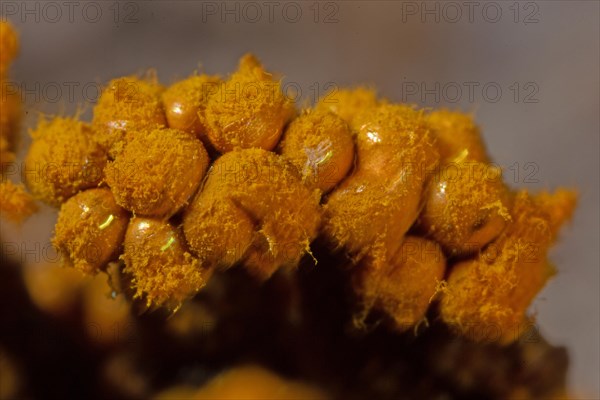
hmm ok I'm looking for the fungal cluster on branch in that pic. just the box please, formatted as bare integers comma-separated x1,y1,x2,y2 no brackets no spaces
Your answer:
20,51,576,342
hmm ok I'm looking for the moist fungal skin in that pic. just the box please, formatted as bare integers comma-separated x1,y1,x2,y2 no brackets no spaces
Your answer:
104,127,209,217
419,159,511,255
53,188,129,275
29,54,576,343
25,117,107,206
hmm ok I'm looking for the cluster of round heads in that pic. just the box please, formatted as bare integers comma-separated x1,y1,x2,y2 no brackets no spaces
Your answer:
20,51,577,342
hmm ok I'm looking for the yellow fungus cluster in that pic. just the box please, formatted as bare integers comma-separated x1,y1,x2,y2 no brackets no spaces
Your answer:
26,54,317,310
0,21,37,222
18,53,575,340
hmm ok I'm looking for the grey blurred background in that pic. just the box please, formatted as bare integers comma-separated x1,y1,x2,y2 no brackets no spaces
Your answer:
2,1,598,396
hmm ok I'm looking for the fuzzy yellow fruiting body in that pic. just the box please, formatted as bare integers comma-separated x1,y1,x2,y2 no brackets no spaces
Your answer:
162,74,222,143
354,236,446,330
279,109,354,193
200,54,294,153
440,189,577,343
183,197,255,268
105,127,209,217
419,110,510,255
323,104,439,265
25,117,107,206
53,188,128,274
419,160,511,255
122,217,212,309
184,148,322,279
92,76,166,157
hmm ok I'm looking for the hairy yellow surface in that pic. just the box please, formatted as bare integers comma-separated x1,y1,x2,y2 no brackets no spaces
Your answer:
184,148,321,279
105,127,208,217
25,117,107,206
53,188,128,274
92,75,166,157
440,189,577,343
279,109,354,193
123,217,211,309
201,54,294,153
323,103,439,266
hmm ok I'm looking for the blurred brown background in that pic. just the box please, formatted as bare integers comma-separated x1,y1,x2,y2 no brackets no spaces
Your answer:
1,1,598,396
